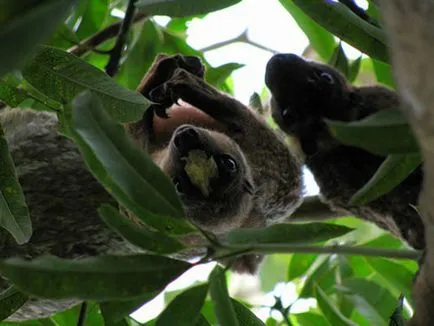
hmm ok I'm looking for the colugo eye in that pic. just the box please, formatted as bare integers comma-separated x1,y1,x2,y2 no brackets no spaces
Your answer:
320,72,334,84
218,154,237,172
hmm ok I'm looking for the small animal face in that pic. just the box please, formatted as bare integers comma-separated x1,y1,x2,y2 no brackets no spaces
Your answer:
265,53,351,155
155,123,254,233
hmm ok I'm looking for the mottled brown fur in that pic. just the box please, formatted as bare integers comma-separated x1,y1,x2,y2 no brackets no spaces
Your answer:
1,54,302,320
265,53,424,249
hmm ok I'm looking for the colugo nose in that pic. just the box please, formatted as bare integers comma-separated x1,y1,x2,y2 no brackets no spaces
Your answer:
174,125,201,152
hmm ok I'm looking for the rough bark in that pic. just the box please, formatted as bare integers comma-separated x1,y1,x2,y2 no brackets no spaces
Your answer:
379,1,434,324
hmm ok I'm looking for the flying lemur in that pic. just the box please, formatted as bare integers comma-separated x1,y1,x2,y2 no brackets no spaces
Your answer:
265,53,425,250
0,54,302,320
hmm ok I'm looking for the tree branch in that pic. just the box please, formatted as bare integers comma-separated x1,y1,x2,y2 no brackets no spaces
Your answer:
378,1,434,324
199,29,278,54
105,0,138,76
290,195,343,221
212,243,421,261
68,12,147,57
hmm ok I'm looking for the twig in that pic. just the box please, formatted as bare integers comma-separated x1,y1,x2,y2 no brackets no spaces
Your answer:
77,302,87,326
105,0,138,76
68,12,147,57
212,243,421,261
199,29,278,54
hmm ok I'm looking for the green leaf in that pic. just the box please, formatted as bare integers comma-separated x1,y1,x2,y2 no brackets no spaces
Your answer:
287,253,318,282
156,284,209,326
299,256,336,298
231,299,265,326
194,315,211,326
136,0,241,17
46,23,80,49
292,0,389,63
205,63,244,89
0,254,191,300
101,292,159,324
226,223,353,245
329,43,349,78
350,153,421,205
69,91,188,228
209,266,239,326
49,302,104,326
75,0,109,40
315,285,357,326
0,0,75,76
372,59,395,88
336,278,397,326
0,80,28,107
279,0,335,60
294,312,329,326
364,258,414,302
0,287,28,321
0,122,32,244
22,45,149,122
326,109,419,155
348,56,362,83
98,205,185,254
259,254,291,292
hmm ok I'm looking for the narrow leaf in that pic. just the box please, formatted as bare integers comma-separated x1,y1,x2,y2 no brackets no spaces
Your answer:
0,80,28,107
350,154,421,205
100,292,159,324
226,223,353,245
209,266,239,326
279,0,335,59
156,283,209,326
336,278,397,326
231,299,265,326
329,43,349,78
291,0,389,63
98,205,185,254
0,286,28,321
205,63,244,89
136,0,241,17
23,46,149,122
315,285,356,326
348,56,362,83
0,122,32,244
69,91,188,228
0,0,75,76
326,109,419,155
0,255,191,300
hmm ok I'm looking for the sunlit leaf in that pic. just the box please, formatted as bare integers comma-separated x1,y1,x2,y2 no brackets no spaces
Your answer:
287,253,317,282
231,299,265,326
0,255,190,300
326,109,419,155
315,285,356,326
205,63,244,89
294,312,329,326
329,43,349,78
336,278,397,326
156,284,209,326
75,0,109,40
0,0,75,76
209,266,239,326
350,154,421,205
136,0,241,17
279,0,335,59
23,45,149,122
348,56,362,83
291,0,388,63
0,122,32,244
372,59,395,88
